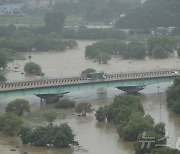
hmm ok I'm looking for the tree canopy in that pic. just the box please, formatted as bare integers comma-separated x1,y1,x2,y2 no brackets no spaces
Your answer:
166,77,180,114
24,62,42,74
20,124,74,148
0,112,23,135
0,73,6,82
75,102,93,116
55,98,76,109
44,11,65,34
5,99,30,116
43,111,57,125
147,36,177,58
115,0,180,29
95,94,167,153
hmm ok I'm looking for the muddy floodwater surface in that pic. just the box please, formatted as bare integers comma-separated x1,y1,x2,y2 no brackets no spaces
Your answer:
0,40,180,154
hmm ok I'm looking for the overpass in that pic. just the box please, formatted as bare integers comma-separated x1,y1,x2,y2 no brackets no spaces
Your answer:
0,69,179,102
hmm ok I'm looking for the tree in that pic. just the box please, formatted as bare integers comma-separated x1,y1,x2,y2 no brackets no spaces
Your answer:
95,94,144,123
43,111,57,125
44,11,66,34
55,98,76,108
0,112,23,135
20,124,74,148
0,73,6,82
75,102,93,116
166,77,180,114
150,147,180,154
24,62,42,74
122,42,146,59
115,0,180,29
81,68,96,76
0,52,7,68
147,36,177,58
117,112,154,141
5,99,30,116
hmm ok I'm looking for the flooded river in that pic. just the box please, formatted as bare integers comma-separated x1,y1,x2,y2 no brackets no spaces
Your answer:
0,40,180,154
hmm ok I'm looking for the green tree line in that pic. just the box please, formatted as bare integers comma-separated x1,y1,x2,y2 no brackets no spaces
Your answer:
85,36,177,63
95,94,171,153
115,0,180,29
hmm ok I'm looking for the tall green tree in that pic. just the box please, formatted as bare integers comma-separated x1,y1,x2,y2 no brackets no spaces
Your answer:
122,42,146,59
44,11,66,34
0,73,6,81
5,99,30,116
147,36,176,58
0,52,7,68
0,112,23,135
43,111,57,125
75,102,93,116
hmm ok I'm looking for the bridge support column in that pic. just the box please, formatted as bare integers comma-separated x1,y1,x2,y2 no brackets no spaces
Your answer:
36,93,67,103
116,86,145,93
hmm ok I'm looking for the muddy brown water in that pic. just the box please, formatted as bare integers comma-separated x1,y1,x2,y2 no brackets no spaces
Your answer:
0,40,180,154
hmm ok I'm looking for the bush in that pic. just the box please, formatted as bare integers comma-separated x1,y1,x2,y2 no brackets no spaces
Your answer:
81,68,96,76
20,124,74,148
55,99,76,108
75,102,93,116
0,112,23,135
5,99,30,116
24,62,42,74
0,73,6,82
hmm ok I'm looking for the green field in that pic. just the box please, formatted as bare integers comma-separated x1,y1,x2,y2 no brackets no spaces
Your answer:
0,14,85,27
0,15,44,27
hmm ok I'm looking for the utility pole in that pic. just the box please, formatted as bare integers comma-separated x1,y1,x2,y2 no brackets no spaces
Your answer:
100,52,102,64
157,86,161,122
177,60,179,69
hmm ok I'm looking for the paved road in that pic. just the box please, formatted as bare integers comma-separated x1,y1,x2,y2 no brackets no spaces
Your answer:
0,70,179,91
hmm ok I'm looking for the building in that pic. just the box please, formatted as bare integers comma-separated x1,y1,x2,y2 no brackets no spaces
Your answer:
0,4,24,14
22,0,55,7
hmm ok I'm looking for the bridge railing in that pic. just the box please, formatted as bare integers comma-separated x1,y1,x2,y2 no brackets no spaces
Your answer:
106,68,180,75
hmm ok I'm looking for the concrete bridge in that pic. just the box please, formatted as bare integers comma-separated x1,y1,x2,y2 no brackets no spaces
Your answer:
0,69,179,102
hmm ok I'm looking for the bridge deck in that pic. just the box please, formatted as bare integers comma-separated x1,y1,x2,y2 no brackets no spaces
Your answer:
0,69,178,92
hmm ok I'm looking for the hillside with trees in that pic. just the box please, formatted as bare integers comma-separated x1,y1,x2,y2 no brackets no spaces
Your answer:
115,0,180,29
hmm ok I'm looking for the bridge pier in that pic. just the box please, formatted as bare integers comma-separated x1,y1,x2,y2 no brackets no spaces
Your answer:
36,93,67,103
117,86,145,93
